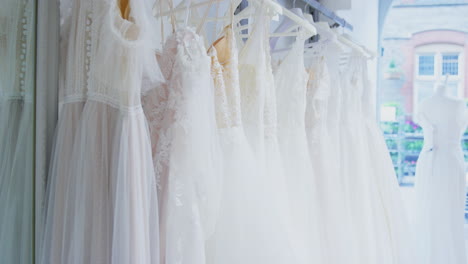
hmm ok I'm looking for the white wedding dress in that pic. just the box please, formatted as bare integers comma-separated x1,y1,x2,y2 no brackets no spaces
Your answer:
414,87,468,264
305,43,359,264
274,30,323,263
50,1,163,263
143,26,222,264
205,25,269,264
40,0,93,262
0,0,34,263
238,9,304,264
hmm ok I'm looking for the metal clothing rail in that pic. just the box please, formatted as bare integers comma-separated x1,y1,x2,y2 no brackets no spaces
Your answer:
301,0,353,31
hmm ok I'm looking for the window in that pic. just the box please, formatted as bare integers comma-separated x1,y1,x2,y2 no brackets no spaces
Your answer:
418,55,434,76
442,54,459,75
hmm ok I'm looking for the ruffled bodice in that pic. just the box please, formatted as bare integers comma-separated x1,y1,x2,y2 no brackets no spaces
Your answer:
88,4,161,110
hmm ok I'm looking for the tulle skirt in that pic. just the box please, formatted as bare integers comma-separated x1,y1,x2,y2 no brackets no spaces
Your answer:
277,128,323,263
414,144,466,264
0,100,33,264
364,118,417,264
340,115,386,264
40,101,85,264
65,100,159,264
307,124,357,264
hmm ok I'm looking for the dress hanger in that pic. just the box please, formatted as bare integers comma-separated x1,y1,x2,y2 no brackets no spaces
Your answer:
118,0,131,20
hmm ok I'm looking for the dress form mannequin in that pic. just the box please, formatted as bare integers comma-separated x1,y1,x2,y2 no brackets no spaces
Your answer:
414,81,468,264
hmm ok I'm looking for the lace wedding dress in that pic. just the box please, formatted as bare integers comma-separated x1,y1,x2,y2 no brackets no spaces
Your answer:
40,0,93,262
274,31,323,263
0,0,35,263
143,26,222,264
338,54,416,264
414,88,468,264
44,1,163,263
238,9,304,263
305,43,358,264
205,25,262,264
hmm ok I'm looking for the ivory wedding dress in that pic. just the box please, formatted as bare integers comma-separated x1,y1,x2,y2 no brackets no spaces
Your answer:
48,1,163,263
205,25,267,264
414,84,468,264
238,9,304,263
305,43,358,264
0,0,34,263
40,0,93,262
144,25,222,264
274,30,323,263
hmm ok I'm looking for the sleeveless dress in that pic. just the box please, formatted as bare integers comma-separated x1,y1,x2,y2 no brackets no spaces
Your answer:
308,46,360,264
274,31,323,263
414,94,468,264
40,0,93,262
0,0,35,263
63,2,162,263
205,26,261,263
238,10,303,264
359,56,417,264
144,26,222,264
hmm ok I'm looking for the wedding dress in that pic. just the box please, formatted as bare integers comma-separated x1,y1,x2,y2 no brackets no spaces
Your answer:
0,0,34,263
55,1,162,263
205,25,267,264
40,0,93,262
414,84,468,264
274,30,323,263
143,25,222,264
305,43,358,264
339,54,416,264
238,9,304,263
359,56,416,264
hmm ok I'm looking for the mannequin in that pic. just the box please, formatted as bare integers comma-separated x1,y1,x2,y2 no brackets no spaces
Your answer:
414,80,468,264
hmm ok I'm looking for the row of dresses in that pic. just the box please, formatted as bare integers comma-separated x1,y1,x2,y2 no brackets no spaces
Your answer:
0,0,35,263
40,1,417,264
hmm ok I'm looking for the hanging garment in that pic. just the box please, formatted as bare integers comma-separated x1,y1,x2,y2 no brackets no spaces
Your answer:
237,9,304,264
59,1,162,263
414,90,468,264
39,0,93,262
143,26,222,264
339,54,389,264
0,0,35,263
205,25,264,264
304,44,358,264
274,30,323,263
359,56,417,264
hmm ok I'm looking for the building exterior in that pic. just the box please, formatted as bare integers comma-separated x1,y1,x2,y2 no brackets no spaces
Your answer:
379,0,468,184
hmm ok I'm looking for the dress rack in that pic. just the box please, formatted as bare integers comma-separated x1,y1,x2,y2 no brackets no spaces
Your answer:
301,0,353,31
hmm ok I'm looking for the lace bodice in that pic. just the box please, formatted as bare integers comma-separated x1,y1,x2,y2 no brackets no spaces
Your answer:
0,0,34,102
340,54,364,118
208,27,243,130
275,34,309,129
305,56,330,131
59,0,93,105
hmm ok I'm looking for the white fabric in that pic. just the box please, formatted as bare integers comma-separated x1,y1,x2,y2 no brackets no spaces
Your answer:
0,0,35,262
274,30,323,263
143,26,222,264
414,90,468,264
41,1,163,263
305,45,358,263
237,8,303,264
